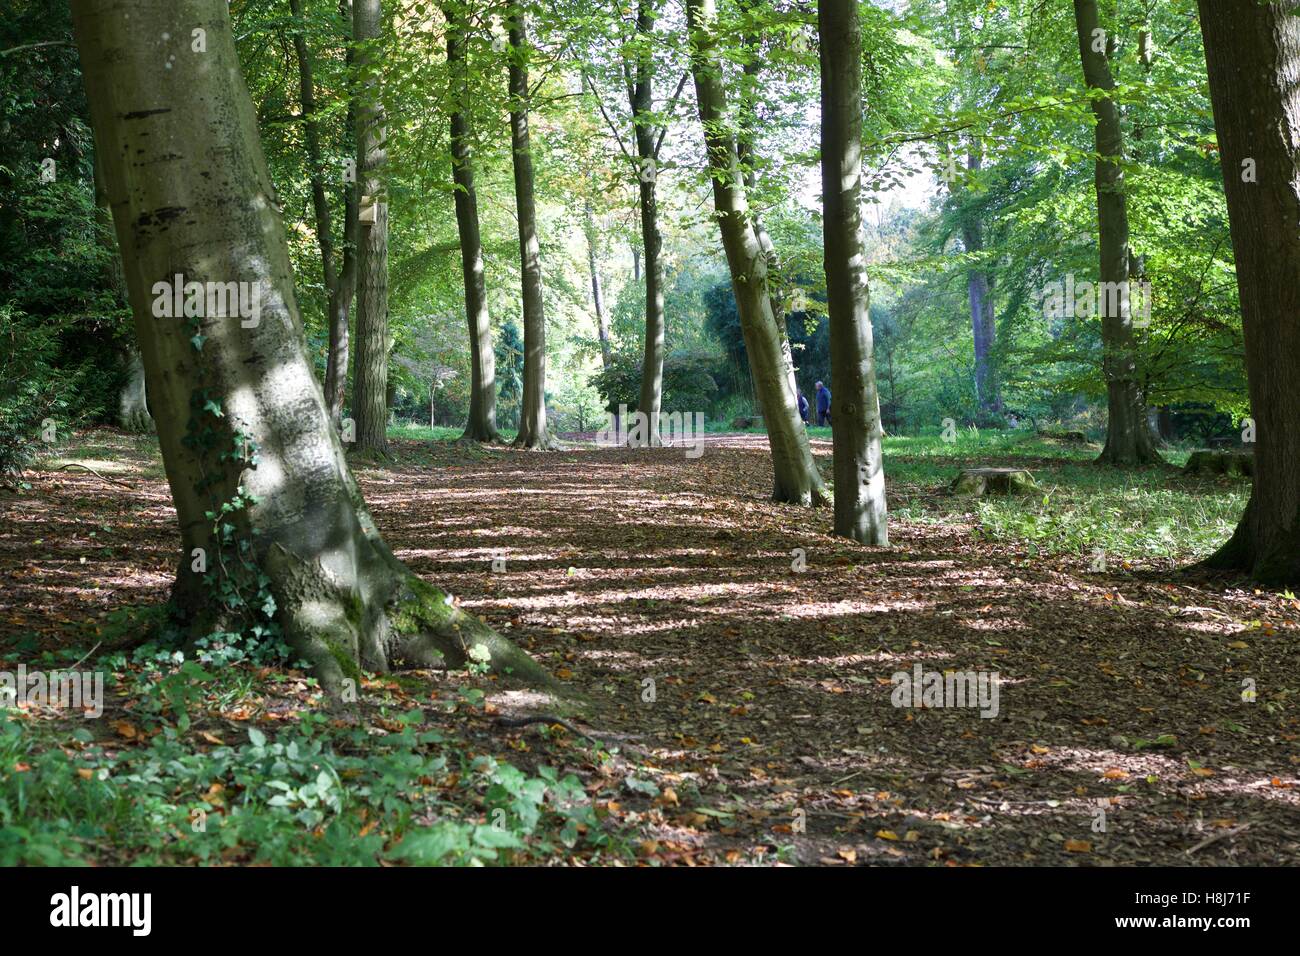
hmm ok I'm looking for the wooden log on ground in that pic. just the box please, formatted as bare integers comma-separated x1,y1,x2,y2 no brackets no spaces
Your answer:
1039,428,1089,444
1182,449,1253,478
951,467,1040,496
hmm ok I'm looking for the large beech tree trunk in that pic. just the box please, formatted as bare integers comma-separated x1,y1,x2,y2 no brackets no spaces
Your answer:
1197,1,1300,584
820,0,888,545
630,0,665,446
685,0,826,505
446,3,500,442
507,7,556,450
72,0,550,696
1073,0,1161,465
350,0,389,456
291,0,356,433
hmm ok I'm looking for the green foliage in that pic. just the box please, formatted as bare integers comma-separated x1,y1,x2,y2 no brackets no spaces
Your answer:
589,350,719,416
0,678,624,866
885,429,1246,560
0,305,91,484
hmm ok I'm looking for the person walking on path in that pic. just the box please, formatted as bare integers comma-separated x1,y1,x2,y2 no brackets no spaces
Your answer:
815,381,832,426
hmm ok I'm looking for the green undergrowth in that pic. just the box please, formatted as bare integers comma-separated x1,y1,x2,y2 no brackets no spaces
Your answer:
882,430,1247,561
0,639,629,866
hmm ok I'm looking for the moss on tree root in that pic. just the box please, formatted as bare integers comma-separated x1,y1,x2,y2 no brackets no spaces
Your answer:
388,574,563,692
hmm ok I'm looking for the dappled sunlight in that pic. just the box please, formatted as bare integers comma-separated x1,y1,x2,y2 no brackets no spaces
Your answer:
6,428,1298,865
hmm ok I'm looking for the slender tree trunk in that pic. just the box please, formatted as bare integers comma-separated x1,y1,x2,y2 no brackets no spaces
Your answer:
584,203,612,370
1197,0,1300,584
446,3,500,442
507,7,556,449
72,0,550,695
351,0,389,456
736,11,800,407
820,0,888,545
1073,0,1161,465
630,0,664,445
97,145,152,432
685,0,826,505
632,244,641,283
960,150,997,417
291,0,356,433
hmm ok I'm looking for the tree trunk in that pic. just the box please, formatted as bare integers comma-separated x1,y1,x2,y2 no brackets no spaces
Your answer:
118,349,152,432
507,8,556,450
1073,0,1161,465
1197,0,1300,584
351,0,389,456
446,3,500,442
630,0,665,446
820,0,888,545
291,0,356,434
96,143,152,433
72,0,551,697
736,5,800,407
584,203,612,370
685,0,827,505
960,150,997,417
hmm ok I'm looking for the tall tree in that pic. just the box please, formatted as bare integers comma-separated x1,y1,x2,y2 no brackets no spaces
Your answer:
584,202,612,370
1072,0,1161,465
1197,0,1300,584
820,0,888,544
71,0,550,693
627,0,667,445
290,0,358,432
507,4,556,449
735,0,800,407
445,1,500,442
351,0,390,455
684,0,826,505
959,148,998,417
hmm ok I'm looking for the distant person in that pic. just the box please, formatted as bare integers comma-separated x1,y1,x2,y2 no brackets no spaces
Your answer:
797,391,810,424
815,381,831,426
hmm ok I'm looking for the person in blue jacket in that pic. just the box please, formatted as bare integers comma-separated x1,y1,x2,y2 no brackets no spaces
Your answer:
797,391,810,424
814,381,831,426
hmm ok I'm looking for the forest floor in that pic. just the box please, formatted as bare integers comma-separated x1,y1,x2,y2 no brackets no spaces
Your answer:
2,428,1298,865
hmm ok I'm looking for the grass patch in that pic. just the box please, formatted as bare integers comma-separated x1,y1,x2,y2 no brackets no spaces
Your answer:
881,430,1246,561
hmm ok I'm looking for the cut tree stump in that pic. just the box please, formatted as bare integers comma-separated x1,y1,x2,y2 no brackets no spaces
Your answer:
1182,449,1253,478
950,467,1040,496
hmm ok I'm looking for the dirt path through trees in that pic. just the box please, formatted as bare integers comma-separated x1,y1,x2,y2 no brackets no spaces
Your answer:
2,432,1298,864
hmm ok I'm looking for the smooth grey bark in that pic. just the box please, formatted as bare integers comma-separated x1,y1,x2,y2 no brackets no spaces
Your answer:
584,203,612,370
507,6,556,449
820,0,888,545
118,349,152,432
736,3,800,405
628,0,665,445
72,0,551,695
291,0,356,433
445,3,500,442
1073,0,1162,465
960,149,997,416
351,0,389,456
685,0,826,505
96,144,151,432
1197,0,1300,584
